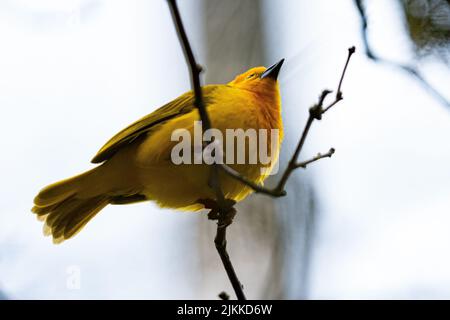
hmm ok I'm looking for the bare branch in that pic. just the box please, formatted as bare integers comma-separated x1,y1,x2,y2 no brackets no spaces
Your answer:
167,0,209,129
167,0,246,301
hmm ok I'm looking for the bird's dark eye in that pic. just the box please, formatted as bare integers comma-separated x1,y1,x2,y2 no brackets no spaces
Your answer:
247,73,256,79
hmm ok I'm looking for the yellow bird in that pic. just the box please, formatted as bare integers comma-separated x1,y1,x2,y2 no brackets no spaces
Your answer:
32,60,284,243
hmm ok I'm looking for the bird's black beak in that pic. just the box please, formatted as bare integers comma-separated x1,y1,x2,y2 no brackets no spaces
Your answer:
260,59,285,80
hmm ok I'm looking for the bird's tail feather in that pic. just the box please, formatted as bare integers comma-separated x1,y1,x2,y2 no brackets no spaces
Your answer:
32,167,109,243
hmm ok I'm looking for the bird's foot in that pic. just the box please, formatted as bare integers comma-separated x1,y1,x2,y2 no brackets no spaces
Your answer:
198,198,236,227
207,209,220,221
217,206,236,228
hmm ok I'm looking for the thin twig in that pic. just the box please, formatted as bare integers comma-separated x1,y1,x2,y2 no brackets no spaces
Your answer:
167,0,209,129
167,0,246,300
354,0,450,108
325,45,355,111
336,46,354,98
294,148,335,169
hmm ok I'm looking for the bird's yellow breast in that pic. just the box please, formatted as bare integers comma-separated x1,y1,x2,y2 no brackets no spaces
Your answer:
132,85,282,210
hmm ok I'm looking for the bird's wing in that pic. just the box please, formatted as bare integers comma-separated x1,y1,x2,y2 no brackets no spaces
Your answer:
91,85,218,163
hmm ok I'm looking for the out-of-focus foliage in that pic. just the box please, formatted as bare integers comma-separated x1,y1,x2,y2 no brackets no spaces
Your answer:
401,0,450,61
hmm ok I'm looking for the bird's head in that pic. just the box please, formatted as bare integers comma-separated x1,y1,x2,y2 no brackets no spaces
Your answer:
228,59,284,96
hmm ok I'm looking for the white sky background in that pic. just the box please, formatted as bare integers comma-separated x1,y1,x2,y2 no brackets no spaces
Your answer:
0,0,449,299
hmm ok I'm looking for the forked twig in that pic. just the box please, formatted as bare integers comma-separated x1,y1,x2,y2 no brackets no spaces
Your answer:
218,47,355,197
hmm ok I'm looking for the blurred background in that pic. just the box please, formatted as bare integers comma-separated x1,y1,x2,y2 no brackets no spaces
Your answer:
0,0,449,299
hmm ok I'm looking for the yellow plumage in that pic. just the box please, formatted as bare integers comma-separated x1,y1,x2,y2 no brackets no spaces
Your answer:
32,61,284,243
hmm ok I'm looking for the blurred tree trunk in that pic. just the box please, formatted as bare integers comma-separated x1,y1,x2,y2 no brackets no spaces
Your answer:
197,0,316,299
